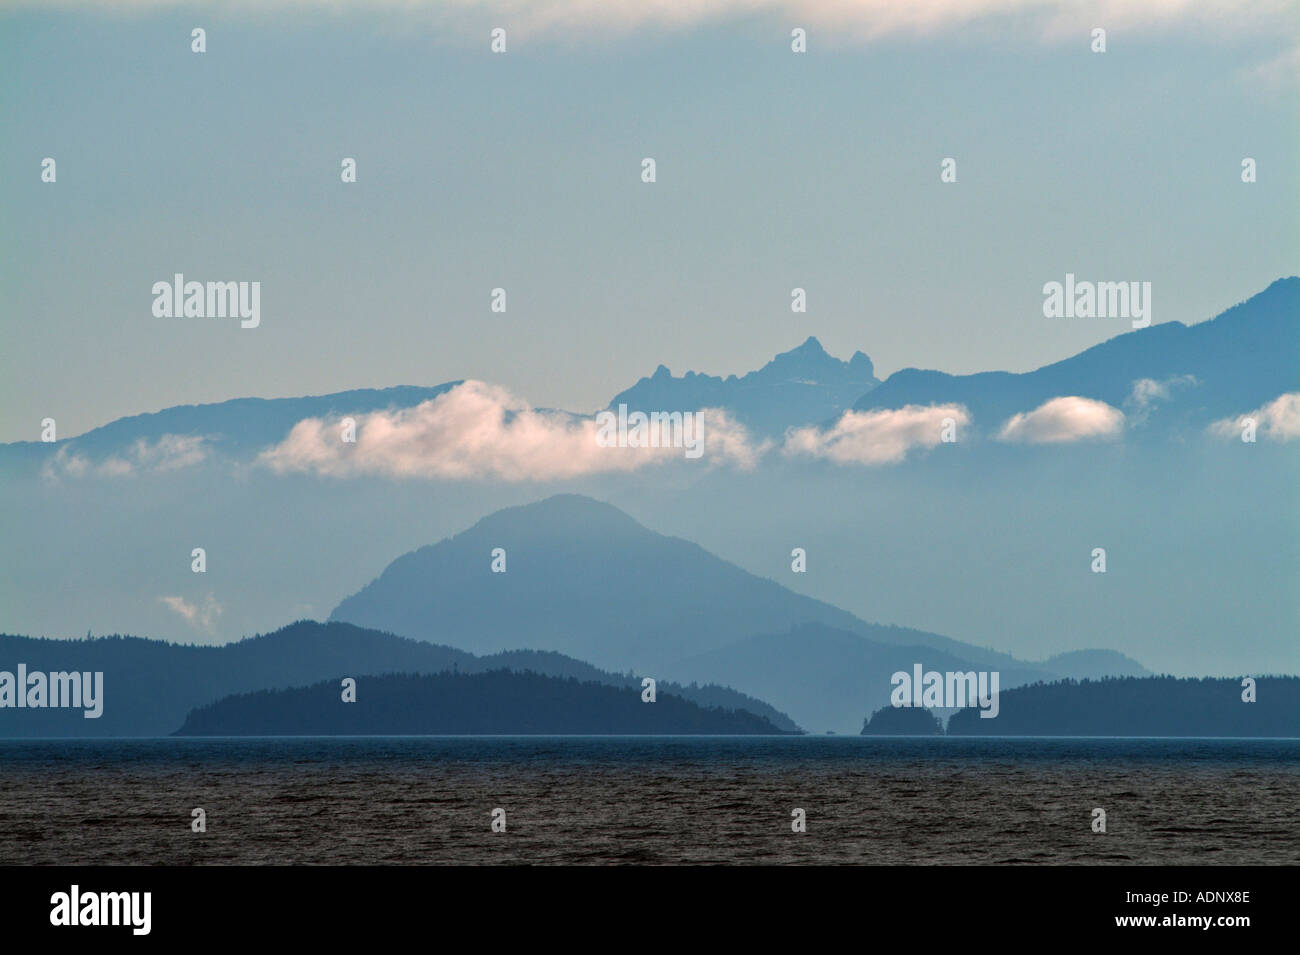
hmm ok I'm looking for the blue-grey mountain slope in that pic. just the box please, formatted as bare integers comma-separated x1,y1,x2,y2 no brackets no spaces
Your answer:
0,620,799,736
173,671,794,736
0,383,462,473
661,623,1052,733
329,494,996,671
610,336,879,438
854,277,1300,435
328,495,1147,731
8,277,1294,473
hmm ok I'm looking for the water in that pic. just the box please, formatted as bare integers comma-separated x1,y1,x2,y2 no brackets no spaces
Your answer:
1,737,1297,864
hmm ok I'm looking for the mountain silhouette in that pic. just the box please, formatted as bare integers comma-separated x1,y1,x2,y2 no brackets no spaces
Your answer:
329,494,1004,672
610,336,879,438
7,279,1293,467
854,277,1300,435
0,620,798,736
173,670,795,736
0,383,461,472
944,675,1300,736
660,623,1052,733
860,705,944,735
0,338,880,469
1033,649,1149,681
328,495,1147,731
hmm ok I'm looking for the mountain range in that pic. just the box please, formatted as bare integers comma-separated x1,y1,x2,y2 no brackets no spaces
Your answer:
0,494,1152,735
7,277,1294,469
329,493,1146,731
1,278,1293,712
0,619,798,737
610,335,879,438
853,277,1299,436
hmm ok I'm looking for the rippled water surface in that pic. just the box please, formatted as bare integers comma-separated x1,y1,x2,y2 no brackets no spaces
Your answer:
1,737,1296,865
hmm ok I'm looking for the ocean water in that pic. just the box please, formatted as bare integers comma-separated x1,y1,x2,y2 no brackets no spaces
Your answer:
1,737,1296,865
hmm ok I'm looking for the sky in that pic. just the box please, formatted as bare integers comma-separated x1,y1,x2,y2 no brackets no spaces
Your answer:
1,0,1297,443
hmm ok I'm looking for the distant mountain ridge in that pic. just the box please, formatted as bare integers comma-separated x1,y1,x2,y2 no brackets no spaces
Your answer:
854,277,1300,434
0,620,799,736
0,383,462,473
610,336,879,438
661,622,1061,734
329,494,1149,732
328,494,1015,671
5,278,1294,464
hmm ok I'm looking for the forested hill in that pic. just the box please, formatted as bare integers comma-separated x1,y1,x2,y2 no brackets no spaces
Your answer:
174,670,795,736
946,676,1300,736
0,621,799,736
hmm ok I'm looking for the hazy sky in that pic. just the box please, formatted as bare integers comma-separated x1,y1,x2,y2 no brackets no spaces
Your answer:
2,1,1297,442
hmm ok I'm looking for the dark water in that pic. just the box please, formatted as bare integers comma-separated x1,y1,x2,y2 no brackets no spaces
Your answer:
1,737,1297,865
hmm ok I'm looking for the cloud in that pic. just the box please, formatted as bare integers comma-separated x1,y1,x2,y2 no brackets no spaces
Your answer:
41,434,210,480
1125,374,1198,424
16,1,1295,47
1243,42,1300,88
998,396,1125,443
1128,374,1198,410
158,594,222,631
783,403,968,465
258,379,765,480
1209,392,1300,442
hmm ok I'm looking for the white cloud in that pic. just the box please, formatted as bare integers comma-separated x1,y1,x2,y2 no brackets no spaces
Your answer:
998,396,1125,443
41,434,210,480
783,403,969,465
158,594,222,631
115,434,210,472
42,447,91,479
1128,374,1198,410
257,379,765,480
1209,392,1300,442
1125,374,1199,424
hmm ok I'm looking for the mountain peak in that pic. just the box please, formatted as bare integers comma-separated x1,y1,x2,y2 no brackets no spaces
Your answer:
854,276,1299,428
761,335,871,381
608,337,880,437
462,493,644,541
762,336,833,367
